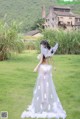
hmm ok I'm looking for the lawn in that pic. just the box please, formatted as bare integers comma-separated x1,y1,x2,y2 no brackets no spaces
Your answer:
0,51,80,119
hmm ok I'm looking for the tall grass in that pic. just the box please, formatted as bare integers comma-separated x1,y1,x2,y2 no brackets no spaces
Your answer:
24,29,80,54
0,20,24,61
41,29,80,54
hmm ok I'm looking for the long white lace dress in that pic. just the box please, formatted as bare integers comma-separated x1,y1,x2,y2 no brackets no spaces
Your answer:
21,64,66,119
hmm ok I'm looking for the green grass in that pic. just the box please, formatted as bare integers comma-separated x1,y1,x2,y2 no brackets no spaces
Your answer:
0,51,80,119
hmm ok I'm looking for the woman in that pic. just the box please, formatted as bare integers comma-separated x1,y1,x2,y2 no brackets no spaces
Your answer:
21,40,66,119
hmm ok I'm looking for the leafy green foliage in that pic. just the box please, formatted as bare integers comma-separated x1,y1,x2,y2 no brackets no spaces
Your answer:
24,40,36,50
31,18,45,31
40,29,80,54
0,20,24,60
0,0,80,32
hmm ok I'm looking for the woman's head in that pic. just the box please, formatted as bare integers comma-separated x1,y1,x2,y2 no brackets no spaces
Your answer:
40,40,51,50
40,40,51,63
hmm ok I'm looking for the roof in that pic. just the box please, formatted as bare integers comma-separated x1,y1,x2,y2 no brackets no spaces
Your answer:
75,14,80,18
54,11,75,17
49,6,71,10
46,11,75,19
26,29,40,36
46,6,75,18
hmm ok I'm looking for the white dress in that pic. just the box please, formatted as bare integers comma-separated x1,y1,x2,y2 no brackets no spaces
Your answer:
21,64,66,119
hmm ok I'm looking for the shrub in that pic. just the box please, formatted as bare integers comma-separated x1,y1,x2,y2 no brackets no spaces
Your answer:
0,20,24,61
39,29,80,54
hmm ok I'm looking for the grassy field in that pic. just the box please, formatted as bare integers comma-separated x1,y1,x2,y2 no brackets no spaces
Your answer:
0,51,80,119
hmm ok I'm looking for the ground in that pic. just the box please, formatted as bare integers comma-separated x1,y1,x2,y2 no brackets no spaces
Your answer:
0,50,80,119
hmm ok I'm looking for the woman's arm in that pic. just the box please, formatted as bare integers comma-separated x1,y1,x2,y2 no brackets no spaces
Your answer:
33,54,43,72
33,62,41,72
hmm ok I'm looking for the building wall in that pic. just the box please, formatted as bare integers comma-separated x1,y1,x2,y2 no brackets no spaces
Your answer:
44,7,80,29
46,12,59,28
58,16,75,25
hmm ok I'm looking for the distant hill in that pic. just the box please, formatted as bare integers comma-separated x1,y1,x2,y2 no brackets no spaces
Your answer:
0,0,80,32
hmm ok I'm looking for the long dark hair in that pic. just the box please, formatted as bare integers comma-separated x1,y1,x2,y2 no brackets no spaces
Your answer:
40,40,51,63
40,40,51,50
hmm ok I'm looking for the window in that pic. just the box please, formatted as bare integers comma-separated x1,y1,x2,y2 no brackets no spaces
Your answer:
75,18,78,22
52,18,54,20
75,18,80,22
78,18,80,22
67,22,71,25
46,19,49,22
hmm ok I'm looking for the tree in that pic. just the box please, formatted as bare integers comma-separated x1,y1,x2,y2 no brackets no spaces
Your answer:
31,18,45,31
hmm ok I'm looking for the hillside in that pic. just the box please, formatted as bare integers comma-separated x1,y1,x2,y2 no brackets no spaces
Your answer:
0,0,80,32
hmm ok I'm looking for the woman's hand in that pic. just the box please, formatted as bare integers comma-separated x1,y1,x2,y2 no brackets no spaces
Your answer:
33,67,37,72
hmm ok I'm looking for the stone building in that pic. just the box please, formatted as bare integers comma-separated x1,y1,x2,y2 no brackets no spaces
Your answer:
42,6,80,29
